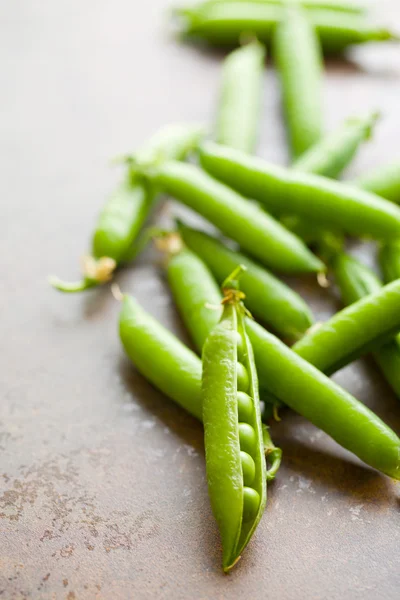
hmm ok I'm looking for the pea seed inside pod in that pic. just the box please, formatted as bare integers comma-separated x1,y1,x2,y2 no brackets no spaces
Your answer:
237,362,250,392
243,487,261,523
237,391,253,422
239,423,256,454
240,451,256,486
235,331,246,361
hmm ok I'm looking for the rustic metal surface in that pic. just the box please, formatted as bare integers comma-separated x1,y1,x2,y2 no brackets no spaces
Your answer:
1,1,400,598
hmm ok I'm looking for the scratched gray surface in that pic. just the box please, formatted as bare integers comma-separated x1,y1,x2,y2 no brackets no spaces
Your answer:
1,1,400,598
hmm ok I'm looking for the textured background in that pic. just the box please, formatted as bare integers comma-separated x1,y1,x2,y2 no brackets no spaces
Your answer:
1,1,400,598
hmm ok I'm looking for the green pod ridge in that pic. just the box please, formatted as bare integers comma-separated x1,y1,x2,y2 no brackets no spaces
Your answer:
216,40,266,153
356,161,400,203
293,112,379,178
247,319,400,480
177,2,399,51
200,141,400,240
179,223,314,338
147,160,324,273
273,2,323,159
379,240,400,284
202,283,266,571
332,252,400,399
292,278,400,375
50,123,204,293
119,295,203,421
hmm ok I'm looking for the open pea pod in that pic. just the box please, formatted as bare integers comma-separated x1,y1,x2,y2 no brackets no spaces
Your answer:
202,267,266,572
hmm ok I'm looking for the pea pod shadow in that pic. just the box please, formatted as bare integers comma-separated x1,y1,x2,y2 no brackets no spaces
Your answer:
270,417,397,506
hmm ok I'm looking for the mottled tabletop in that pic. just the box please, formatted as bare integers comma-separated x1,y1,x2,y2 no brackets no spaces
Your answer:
1,1,400,598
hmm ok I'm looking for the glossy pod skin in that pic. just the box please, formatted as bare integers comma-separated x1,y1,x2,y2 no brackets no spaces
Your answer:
355,161,400,203
246,319,400,480
50,124,204,293
166,242,222,352
200,141,400,240
177,3,398,52
163,244,400,478
143,160,324,273
292,278,400,375
216,40,266,153
202,272,266,571
119,295,203,420
179,223,314,339
293,112,379,178
273,2,323,158
379,240,400,283
332,252,400,399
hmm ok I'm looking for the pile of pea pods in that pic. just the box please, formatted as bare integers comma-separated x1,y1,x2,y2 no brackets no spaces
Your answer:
51,0,400,572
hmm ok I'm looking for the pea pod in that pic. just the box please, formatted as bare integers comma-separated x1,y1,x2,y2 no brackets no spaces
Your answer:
50,124,204,293
179,223,314,339
273,2,323,158
246,319,400,480
292,278,400,375
199,141,400,240
293,112,379,178
202,267,266,571
356,161,400,204
379,240,400,284
118,293,278,457
216,40,266,153
176,3,398,52
162,241,400,478
139,160,324,273
331,252,400,398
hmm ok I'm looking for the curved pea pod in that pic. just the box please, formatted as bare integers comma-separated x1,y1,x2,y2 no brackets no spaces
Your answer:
200,141,400,240
176,3,398,51
179,223,314,339
379,240,400,284
50,123,204,293
294,112,379,178
332,252,400,399
246,319,400,479
166,242,222,352
144,160,324,273
355,160,400,203
292,278,400,375
202,276,266,571
119,295,203,420
273,2,323,159
216,40,266,153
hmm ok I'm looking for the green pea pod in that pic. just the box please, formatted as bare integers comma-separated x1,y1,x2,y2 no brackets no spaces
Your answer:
176,3,398,51
164,236,222,351
355,161,400,203
142,160,324,273
50,123,204,293
292,278,400,375
199,141,400,240
198,0,366,13
273,2,323,158
293,112,379,178
379,240,400,283
119,293,281,477
179,223,314,339
246,319,400,480
159,246,400,478
202,268,266,571
216,40,266,153
331,252,400,399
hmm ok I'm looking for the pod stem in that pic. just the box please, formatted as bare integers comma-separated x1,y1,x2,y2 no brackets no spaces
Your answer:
49,276,96,293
